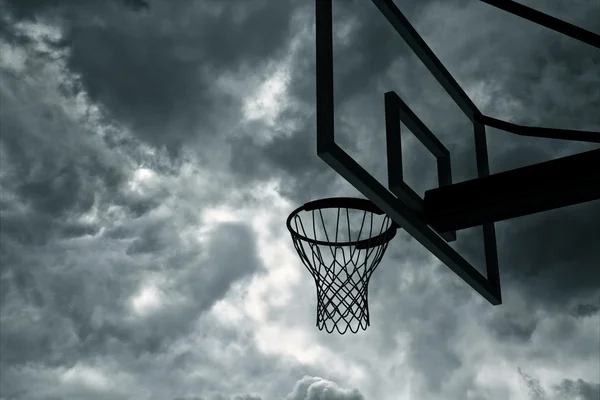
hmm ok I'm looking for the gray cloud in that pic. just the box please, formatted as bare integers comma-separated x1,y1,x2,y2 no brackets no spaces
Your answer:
2,0,149,18
169,377,366,400
1,18,264,395
1,0,598,399
554,378,600,400
486,308,539,343
285,376,365,400
62,0,298,154
519,368,547,400
574,302,600,318
519,368,600,400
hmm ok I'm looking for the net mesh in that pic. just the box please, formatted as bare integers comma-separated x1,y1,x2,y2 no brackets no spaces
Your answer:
288,206,395,334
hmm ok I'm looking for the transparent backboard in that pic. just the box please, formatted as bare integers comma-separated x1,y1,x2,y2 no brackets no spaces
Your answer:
315,0,502,305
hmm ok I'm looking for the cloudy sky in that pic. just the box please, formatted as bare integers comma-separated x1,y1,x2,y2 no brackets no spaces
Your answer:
0,0,599,399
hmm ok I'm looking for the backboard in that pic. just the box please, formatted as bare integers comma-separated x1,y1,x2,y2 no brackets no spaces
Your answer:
316,0,504,305
314,0,600,307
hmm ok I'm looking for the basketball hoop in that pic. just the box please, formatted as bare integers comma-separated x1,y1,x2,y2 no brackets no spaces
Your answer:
286,197,398,333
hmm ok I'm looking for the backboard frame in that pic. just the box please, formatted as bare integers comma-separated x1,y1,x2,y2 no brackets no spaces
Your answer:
315,0,502,305
315,0,599,306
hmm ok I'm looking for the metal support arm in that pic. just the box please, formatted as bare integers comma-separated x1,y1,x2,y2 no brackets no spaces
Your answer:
424,148,600,232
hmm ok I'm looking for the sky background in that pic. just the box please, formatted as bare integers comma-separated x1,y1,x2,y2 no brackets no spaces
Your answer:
0,0,599,399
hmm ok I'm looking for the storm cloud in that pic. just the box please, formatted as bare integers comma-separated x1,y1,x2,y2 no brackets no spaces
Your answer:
1,0,598,399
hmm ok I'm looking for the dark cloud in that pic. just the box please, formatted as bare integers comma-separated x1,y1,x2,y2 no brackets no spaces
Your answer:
0,220,262,365
192,222,262,305
1,0,598,399
1,19,264,392
2,0,304,158
0,63,128,244
554,379,600,400
394,277,466,393
365,247,476,395
66,1,298,155
518,368,547,400
1,0,149,19
573,302,600,318
497,203,600,310
519,368,600,400
486,309,539,343
0,220,264,394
